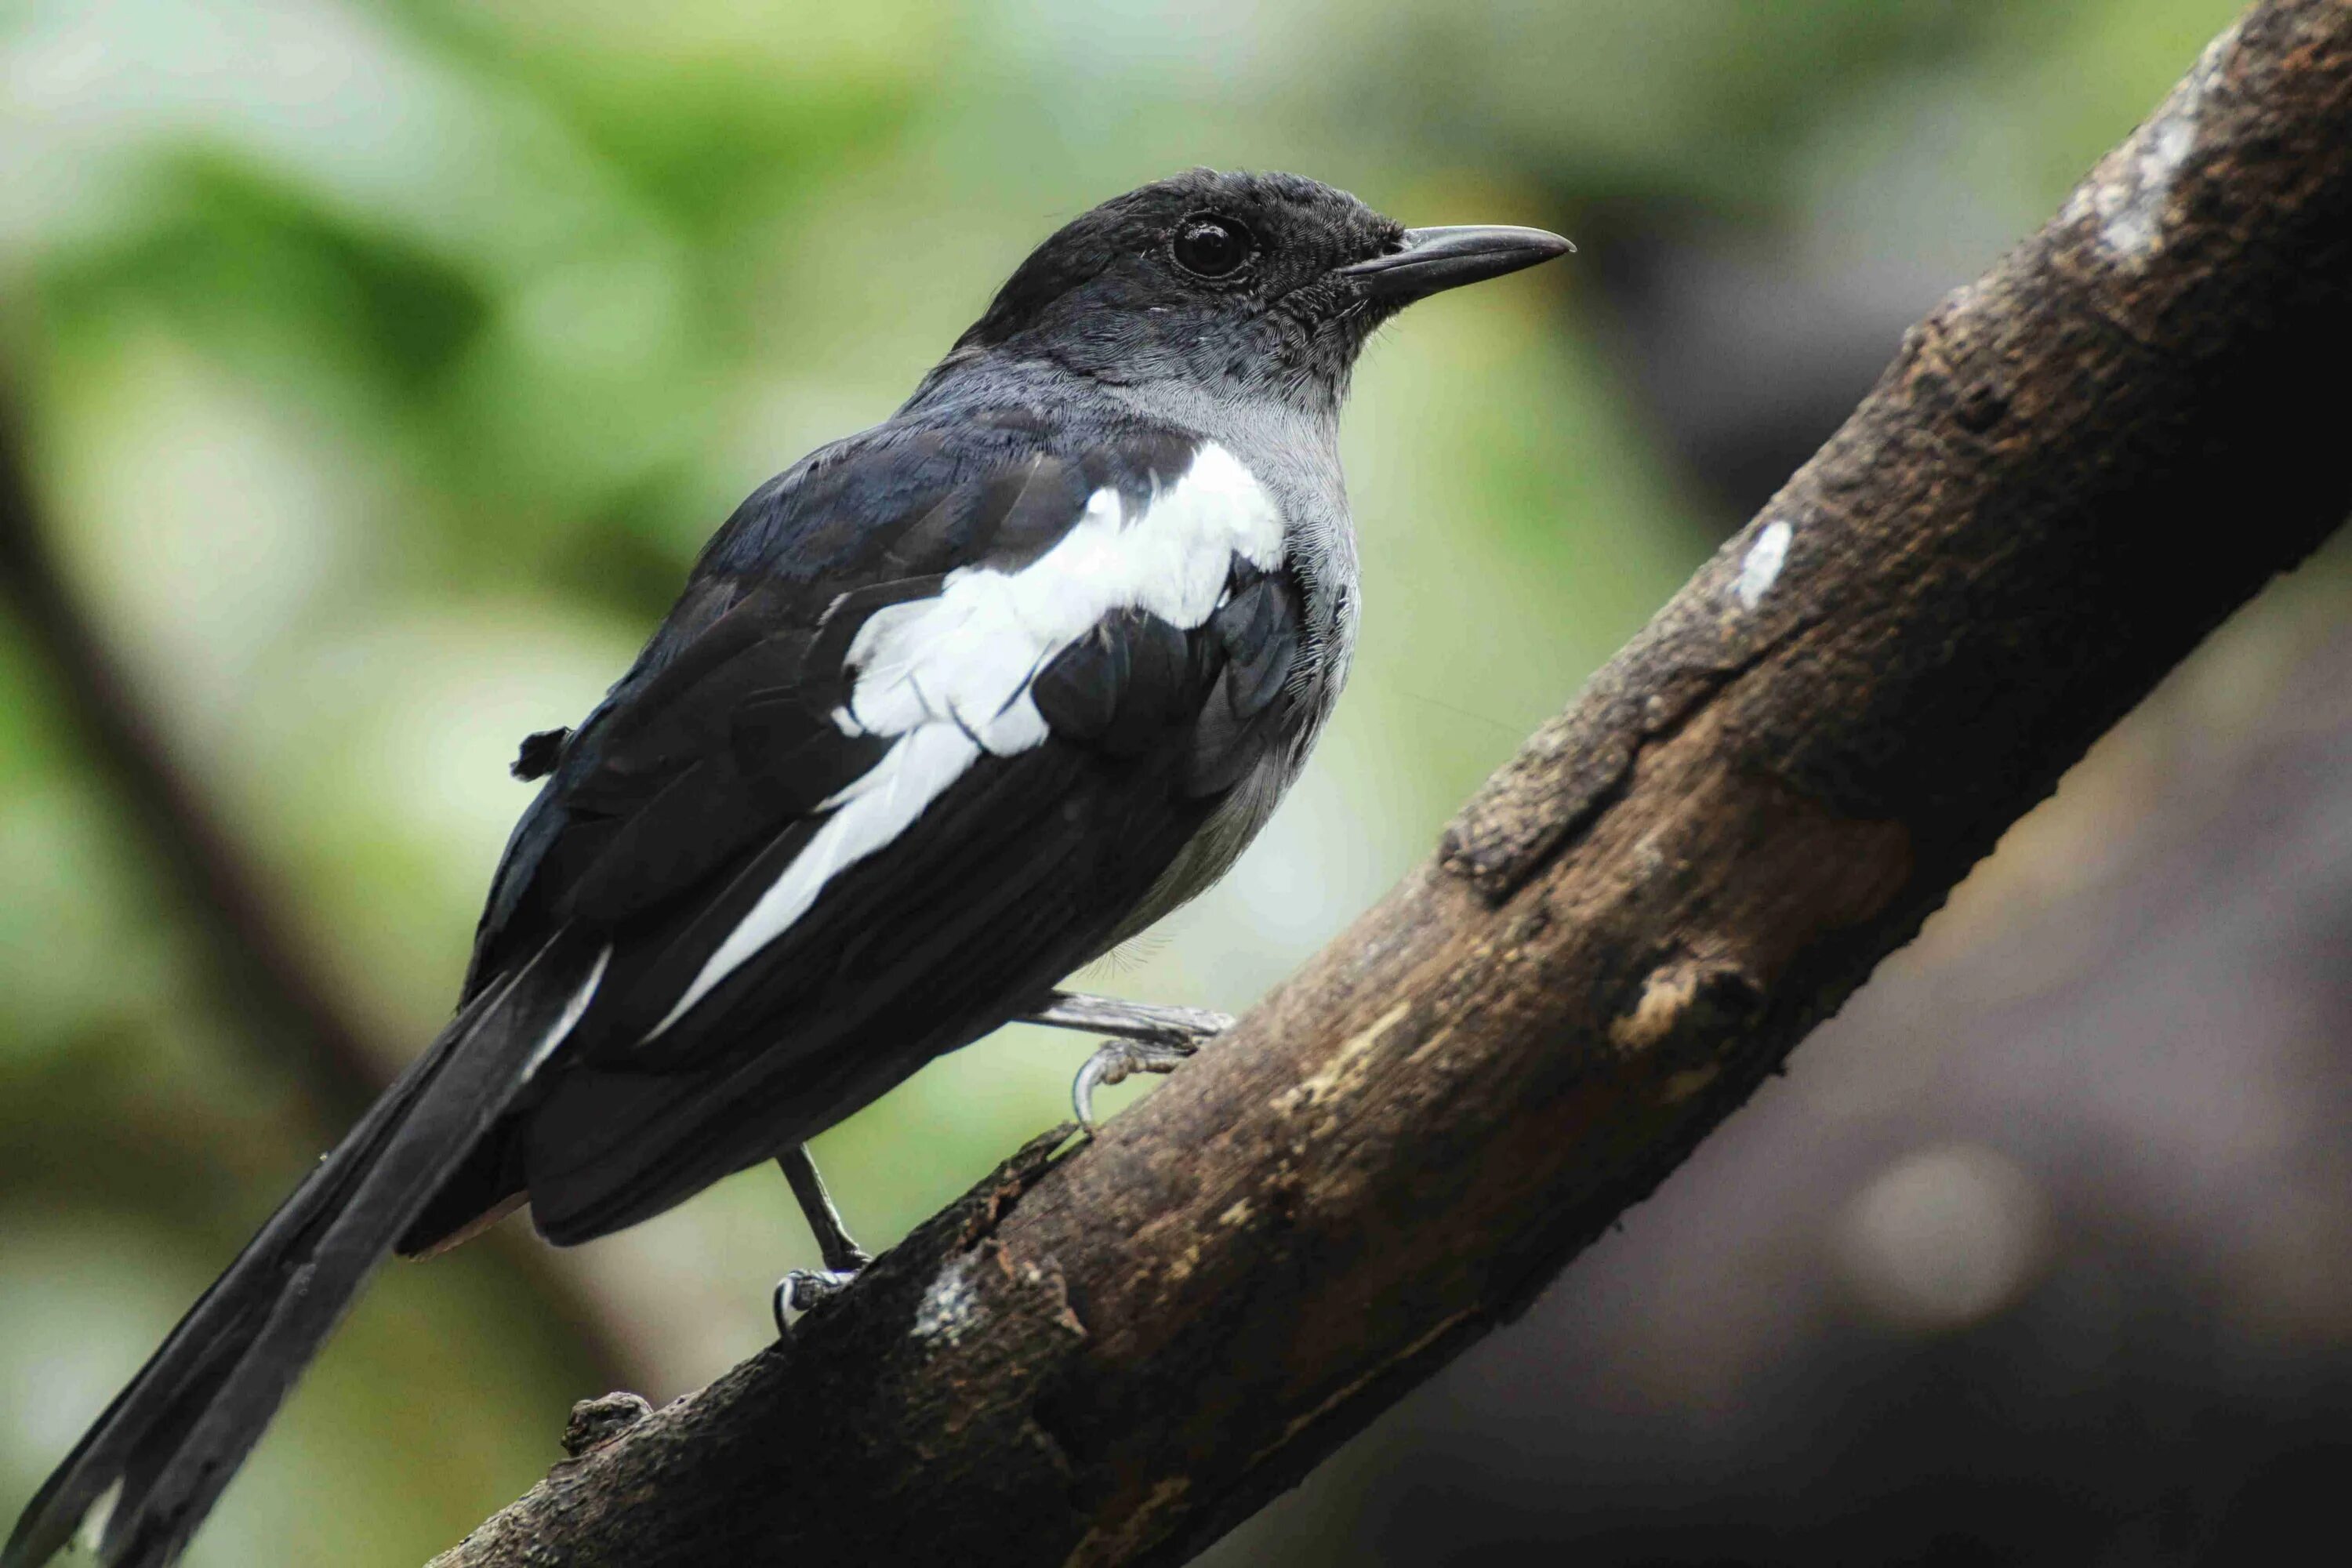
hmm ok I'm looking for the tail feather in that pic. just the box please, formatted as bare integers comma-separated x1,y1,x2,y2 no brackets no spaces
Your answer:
4,931,605,1568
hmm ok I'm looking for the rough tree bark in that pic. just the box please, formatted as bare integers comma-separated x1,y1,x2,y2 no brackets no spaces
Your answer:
434,2,2352,1563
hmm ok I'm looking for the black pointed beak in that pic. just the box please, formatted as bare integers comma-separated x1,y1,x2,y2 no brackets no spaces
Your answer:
1339,223,1574,303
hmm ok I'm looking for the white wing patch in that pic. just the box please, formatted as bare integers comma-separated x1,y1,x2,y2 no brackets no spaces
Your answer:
644,441,1283,1040
524,942,613,1079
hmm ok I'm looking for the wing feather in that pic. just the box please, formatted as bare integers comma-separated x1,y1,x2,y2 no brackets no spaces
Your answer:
413,416,1313,1250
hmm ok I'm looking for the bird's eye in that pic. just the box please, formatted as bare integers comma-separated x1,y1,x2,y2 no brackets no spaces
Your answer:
1171,215,1256,279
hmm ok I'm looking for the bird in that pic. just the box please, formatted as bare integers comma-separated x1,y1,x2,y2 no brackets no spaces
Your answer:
5,169,1570,1568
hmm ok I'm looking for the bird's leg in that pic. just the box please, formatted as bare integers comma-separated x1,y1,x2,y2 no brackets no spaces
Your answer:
1021,990,1234,1130
771,1144,871,1334
1025,990,1235,1044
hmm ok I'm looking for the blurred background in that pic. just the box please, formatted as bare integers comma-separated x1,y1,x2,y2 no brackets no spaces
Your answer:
3,1,2345,1563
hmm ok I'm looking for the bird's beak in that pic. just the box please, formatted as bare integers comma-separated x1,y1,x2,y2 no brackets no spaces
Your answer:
1339,224,1574,303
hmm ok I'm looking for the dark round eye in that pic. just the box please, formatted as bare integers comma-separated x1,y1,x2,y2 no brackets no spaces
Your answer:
1171,215,1256,279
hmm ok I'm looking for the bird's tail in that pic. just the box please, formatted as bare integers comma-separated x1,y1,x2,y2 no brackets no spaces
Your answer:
3,929,607,1568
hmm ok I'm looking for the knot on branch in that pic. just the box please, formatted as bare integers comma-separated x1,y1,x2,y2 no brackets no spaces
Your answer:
1608,957,1766,1078
561,1393,652,1457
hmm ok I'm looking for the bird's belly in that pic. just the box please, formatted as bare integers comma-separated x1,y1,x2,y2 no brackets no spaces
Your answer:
1100,674,1336,950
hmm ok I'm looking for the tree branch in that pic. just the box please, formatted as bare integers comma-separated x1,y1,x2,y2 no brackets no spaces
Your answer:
0,389,637,1393
435,3,2352,1563
0,399,387,1126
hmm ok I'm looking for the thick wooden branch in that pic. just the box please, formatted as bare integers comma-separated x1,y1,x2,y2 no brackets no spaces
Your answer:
434,4,2352,1564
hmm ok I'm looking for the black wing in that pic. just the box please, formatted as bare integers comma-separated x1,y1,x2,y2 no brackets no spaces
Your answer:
406,410,1311,1248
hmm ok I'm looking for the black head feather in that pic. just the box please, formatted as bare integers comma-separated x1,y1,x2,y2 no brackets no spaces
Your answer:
931,170,1408,411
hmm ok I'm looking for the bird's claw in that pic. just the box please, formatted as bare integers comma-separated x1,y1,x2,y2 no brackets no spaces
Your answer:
772,1266,861,1335
1072,1036,1202,1130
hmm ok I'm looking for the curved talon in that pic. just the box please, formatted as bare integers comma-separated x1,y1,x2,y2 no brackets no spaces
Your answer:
1070,1044,1128,1131
772,1266,861,1336
1072,1036,1200,1130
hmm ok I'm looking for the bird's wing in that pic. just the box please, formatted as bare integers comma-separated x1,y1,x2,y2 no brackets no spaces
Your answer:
429,413,1313,1245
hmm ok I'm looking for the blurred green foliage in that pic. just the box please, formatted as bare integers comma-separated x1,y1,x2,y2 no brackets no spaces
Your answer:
0,2,2245,1563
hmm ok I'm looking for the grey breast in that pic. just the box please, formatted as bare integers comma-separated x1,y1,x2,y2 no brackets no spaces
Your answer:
1099,387,1363,949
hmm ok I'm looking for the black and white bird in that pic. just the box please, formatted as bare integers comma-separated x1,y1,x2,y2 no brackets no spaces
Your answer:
5,169,1569,1568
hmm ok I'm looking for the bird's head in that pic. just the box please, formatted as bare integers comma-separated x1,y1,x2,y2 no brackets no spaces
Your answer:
928,169,1570,414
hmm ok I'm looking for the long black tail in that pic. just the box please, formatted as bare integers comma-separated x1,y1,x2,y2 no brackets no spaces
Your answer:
3,930,606,1568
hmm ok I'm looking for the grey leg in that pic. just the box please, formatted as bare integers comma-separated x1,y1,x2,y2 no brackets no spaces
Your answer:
1022,990,1234,1044
1020,990,1233,1130
772,1145,870,1334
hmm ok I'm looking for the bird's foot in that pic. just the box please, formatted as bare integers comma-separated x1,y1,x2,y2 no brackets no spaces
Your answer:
771,1145,871,1336
773,1265,864,1334
1025,989,1232,1129
1026,991,1232,1045
1072,1035,1203,1131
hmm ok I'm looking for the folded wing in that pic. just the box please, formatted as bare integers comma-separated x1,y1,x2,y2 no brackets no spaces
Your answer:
407,416,1312,1248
